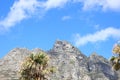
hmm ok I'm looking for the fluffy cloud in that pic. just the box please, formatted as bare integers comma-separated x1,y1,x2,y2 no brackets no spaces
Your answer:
104,0,120,11
1,0,120,31
74,27,120,47
43,0,69,10
0,0,69,30
75,0,120,11
0,0,42,30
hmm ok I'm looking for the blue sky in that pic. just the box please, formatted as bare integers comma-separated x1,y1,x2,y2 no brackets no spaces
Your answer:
0,0,120,59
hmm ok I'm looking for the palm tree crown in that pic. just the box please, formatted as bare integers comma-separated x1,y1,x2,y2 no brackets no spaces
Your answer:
19,52,55,80
110,42,120,71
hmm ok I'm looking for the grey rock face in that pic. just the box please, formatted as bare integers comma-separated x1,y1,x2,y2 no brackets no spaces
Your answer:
87,53,117,80
0,40,119,80
0,48,31,80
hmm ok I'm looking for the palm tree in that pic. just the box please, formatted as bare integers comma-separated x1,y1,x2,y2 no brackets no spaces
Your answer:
19,52,55,80
110,42,120,71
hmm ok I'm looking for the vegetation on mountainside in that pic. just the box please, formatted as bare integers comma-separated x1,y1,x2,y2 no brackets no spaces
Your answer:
110,41,120,71
19,52,56,80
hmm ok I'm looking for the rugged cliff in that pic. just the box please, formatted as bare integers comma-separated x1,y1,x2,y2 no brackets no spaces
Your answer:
0,40,119,80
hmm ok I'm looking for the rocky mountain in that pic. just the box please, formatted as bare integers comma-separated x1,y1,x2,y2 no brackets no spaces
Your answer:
0,40,119,80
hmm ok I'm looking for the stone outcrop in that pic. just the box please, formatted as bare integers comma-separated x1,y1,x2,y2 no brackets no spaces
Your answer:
0,40,119,80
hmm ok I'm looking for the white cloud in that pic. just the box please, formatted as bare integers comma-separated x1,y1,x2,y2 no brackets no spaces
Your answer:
74,0,120,11
43,0,70,10
104,0,120,11
0,0,69,31
74,27,120,47
0,0,43,30
62,16,71,21
1,0,120,31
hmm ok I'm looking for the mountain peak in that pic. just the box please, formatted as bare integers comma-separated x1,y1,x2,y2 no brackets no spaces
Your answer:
89,52,108,62
0,40,119,80
52,40,75,52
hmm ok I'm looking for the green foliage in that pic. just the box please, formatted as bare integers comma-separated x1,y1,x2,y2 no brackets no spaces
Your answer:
19,52,55,80
110,42,120,71
110,56,116,62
